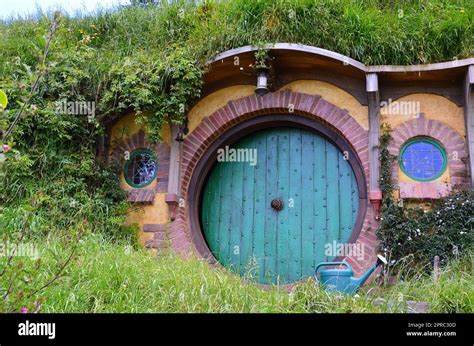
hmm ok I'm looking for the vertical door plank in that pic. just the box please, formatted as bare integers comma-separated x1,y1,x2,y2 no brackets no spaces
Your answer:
264,131,278,283
240,136,256,277
313,137,328,265
230,148,244,274
326,142,340,261
276,128,290,283
351,171,359,227
288,129,303,282
217,160,233,267
338,154,353,243
253,133,267,282
301,131,315,278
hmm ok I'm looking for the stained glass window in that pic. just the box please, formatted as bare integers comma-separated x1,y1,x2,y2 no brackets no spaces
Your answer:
124,149,158,188
400,138,447,182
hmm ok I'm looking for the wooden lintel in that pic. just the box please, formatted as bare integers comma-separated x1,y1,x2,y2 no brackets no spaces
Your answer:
167,124,181,195
366,73,381,194
464,65,474,188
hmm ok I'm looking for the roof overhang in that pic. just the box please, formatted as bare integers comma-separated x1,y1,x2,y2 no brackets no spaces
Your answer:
203,43,474,97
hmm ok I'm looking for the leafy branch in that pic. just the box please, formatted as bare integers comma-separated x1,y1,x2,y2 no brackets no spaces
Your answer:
2,12,60,142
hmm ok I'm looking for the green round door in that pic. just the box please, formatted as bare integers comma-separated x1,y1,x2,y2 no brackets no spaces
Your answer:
201,127,359,284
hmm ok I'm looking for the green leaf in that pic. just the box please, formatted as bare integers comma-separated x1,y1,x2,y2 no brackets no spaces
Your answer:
0,89,8,110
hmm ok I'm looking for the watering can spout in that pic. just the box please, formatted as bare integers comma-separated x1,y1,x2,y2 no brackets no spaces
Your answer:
350,254,388,289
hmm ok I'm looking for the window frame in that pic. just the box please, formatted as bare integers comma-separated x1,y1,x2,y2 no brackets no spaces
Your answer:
123,149,158,188
399,137,448,182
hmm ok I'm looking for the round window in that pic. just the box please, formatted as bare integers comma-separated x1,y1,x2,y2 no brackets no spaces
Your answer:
124,149,158,188
399,138,447,182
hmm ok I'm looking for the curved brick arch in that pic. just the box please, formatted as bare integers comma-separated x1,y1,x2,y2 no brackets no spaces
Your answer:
169,90,379,275
388,114,468,194
181,90,370,194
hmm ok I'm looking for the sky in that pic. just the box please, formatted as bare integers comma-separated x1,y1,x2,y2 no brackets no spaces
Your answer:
0,0,131,19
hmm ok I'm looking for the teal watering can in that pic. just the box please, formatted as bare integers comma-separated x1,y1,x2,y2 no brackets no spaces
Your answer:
314,255,387,294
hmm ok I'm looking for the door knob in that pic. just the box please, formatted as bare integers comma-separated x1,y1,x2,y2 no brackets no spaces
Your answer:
271,198,284,211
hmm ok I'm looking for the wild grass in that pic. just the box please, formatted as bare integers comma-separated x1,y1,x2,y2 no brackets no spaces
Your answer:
6,234,471,313
1,0,473,69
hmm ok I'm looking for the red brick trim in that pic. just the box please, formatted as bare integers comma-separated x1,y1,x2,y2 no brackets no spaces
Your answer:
171,90,376,276
127,189,155,204
144,223,169,253
143,223,166,232
111,129,170,194
388,114,469,198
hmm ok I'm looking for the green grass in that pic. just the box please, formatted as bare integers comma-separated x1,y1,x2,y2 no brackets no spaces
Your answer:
4,234,471,313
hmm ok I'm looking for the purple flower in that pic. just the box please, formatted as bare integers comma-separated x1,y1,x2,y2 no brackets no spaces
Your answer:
2,144,11,152
21,307,28,313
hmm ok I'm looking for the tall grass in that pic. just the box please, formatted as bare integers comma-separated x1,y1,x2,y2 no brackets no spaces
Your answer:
1,0,473,69
8,234,471,313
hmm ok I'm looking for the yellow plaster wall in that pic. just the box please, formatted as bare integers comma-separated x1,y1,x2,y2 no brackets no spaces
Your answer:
187,86,255,134
380,93,465,138
127,193,169,245
281,80,369,130
381,93,465,185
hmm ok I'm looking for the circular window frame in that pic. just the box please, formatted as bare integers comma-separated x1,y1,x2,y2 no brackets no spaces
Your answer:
123,149,158,188
399,137,448,182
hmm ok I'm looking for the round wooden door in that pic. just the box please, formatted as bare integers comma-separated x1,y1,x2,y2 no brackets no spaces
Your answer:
201,127,359,284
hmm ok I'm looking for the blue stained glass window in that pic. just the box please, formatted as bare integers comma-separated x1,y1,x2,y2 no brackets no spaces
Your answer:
400,138,447,182
124,149,158,188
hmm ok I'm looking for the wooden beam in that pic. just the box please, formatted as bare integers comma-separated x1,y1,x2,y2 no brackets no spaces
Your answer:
166,125,181,220
464,65,474,188
167,125,180,195
366,73,381,194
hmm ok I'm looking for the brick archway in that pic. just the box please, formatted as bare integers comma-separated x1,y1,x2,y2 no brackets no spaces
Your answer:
170,90,379,275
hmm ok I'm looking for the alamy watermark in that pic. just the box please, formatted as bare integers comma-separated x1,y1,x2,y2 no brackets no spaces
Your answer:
325,240,365,261
55,99,95,120
217,146,257,166
0,240,39,259
380,98,420,116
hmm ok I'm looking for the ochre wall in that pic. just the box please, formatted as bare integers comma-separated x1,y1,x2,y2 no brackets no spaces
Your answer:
281,80,369,130
128,193,169,246
380,93,465,137
187,86,255,133
381,93,465,185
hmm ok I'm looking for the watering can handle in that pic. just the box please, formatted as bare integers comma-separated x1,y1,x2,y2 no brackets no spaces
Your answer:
313,262,350,281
